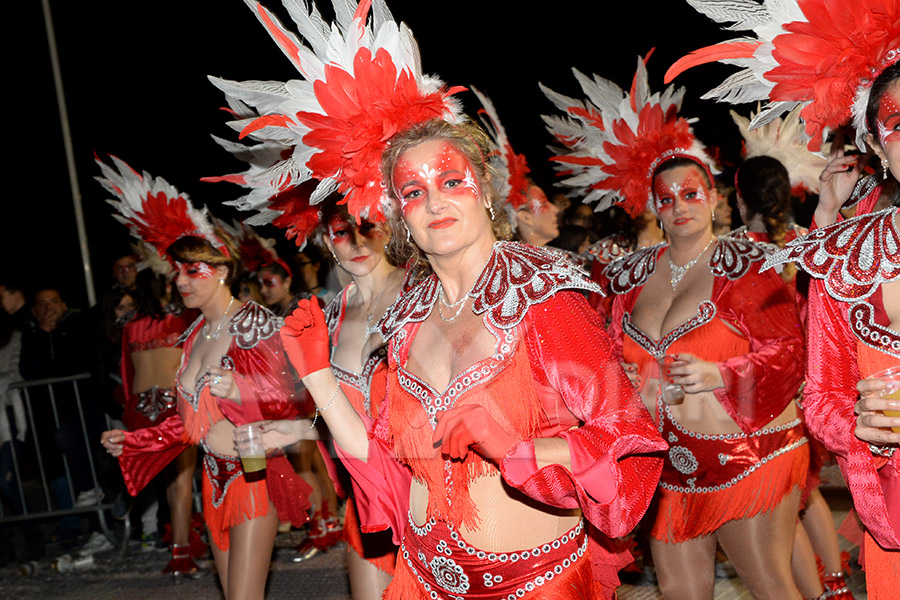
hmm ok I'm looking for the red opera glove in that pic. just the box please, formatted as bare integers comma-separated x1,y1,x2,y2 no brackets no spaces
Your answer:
279,299,331,380
432,404,520,464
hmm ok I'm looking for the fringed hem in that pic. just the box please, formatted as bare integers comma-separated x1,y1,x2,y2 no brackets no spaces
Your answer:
651,441,809,543
384,543,598,599
202,469,270,552
344,498,396,575
179,388,226,444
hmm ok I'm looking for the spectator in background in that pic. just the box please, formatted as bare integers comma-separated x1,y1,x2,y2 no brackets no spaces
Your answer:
111,254,138,294
0,311,28,565
20,288,106,513
0,281,34,333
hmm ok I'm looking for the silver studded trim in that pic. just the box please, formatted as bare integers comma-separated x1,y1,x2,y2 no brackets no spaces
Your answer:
660,437,808,494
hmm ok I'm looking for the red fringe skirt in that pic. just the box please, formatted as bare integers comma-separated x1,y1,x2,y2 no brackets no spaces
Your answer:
344,496,397,574
202,449,311,551
384,515,595,600
651,418,809,543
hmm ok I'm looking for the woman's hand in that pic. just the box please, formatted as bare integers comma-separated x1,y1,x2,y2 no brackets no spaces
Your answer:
101,429,125,457
667,354,725,394
280,299,332,381
854,378,900,446
621,361,642,388
432,404,519,465
207,365,239,401
815,132,865,227
253,419,318,450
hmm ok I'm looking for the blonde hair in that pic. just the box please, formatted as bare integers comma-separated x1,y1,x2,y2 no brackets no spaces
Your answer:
380,119,512,273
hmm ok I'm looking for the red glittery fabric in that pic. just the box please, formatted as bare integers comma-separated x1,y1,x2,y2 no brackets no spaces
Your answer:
117,302,311,546
337,283,665,592
120,310,197,430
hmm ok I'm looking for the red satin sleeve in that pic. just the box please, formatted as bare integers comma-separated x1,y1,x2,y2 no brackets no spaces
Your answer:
804,279,900,549
118,414,189,497
221,333,301,425
710,263,805,433
499,291,666,538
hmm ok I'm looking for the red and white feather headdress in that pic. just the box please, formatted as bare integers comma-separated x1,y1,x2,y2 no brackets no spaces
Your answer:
95,154,228,264
470,87,531,222
217,218,289,275
541,54,717,218
207,0,466,224
732,105,826,195
665,0,900,151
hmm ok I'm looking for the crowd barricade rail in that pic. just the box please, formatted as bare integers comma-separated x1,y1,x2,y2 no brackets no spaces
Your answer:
0,373,130,555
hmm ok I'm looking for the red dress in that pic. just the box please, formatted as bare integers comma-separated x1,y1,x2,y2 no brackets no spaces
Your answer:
607,237,808,542
119,308,197,430
337,242,667,599
116,301,311,551
324,285,402,574
775,205,900,596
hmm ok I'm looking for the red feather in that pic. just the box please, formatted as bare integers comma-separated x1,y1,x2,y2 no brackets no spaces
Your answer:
665,41,761,83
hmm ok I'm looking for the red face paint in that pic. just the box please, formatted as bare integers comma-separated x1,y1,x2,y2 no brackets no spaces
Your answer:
526,185,551,214
178,262,214,280
877,87,900,147
259,275,282,288
327,216,384,246
653,170,710,214
393,142,480,216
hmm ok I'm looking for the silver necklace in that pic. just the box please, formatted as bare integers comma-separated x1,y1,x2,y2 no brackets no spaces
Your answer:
437,283,469,322
667,238,715,290
202,297,235,340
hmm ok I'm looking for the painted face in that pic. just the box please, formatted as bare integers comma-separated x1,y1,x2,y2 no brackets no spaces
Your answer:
393,141,481,217
523,184,560,242
326,214,387,276
258,270,290,307
393,140,493,256
877,86,900,148
653,165,715,234
653,167,711,214
175,262,219,308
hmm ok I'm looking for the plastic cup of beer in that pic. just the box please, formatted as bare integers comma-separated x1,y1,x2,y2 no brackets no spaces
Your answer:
869,365,900,433
657,355,685,405
235,424,267,473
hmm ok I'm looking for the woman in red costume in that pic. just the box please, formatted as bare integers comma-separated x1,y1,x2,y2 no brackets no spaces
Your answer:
544,57,809,599
767,63,900,597
211,3,665,597
96,156,311,600
664,2,900,595
120,267,202,577
317,202,406,599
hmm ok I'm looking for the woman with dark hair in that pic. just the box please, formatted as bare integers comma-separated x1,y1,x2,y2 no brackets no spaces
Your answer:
118,267,202,576
665,2,899,594
96,156,311,600
546,58,808,598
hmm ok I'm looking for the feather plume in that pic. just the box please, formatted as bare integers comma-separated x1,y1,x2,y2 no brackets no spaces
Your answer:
668,0,900,151
207,0,465,226
542,55,717,218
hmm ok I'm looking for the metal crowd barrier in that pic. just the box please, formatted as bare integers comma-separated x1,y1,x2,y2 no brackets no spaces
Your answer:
0,373,129,555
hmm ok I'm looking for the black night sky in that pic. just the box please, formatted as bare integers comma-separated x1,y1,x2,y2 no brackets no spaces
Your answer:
8,0,738,306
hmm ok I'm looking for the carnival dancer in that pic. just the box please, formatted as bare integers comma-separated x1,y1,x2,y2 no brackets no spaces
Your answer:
119,253,204,578
96,155,311,600
666,2,900,596
544,55,809,599
730,139,851,598
212,1,667,597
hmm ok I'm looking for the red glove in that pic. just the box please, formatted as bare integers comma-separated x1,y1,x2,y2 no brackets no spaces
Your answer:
279,299,331,380
432,404,519,465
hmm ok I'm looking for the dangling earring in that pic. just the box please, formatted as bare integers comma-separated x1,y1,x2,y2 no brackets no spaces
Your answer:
329,249,341,266
405,225,411,243
658,219,663,232
711,207,716,223
883,158,890,180
487,203,495,221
